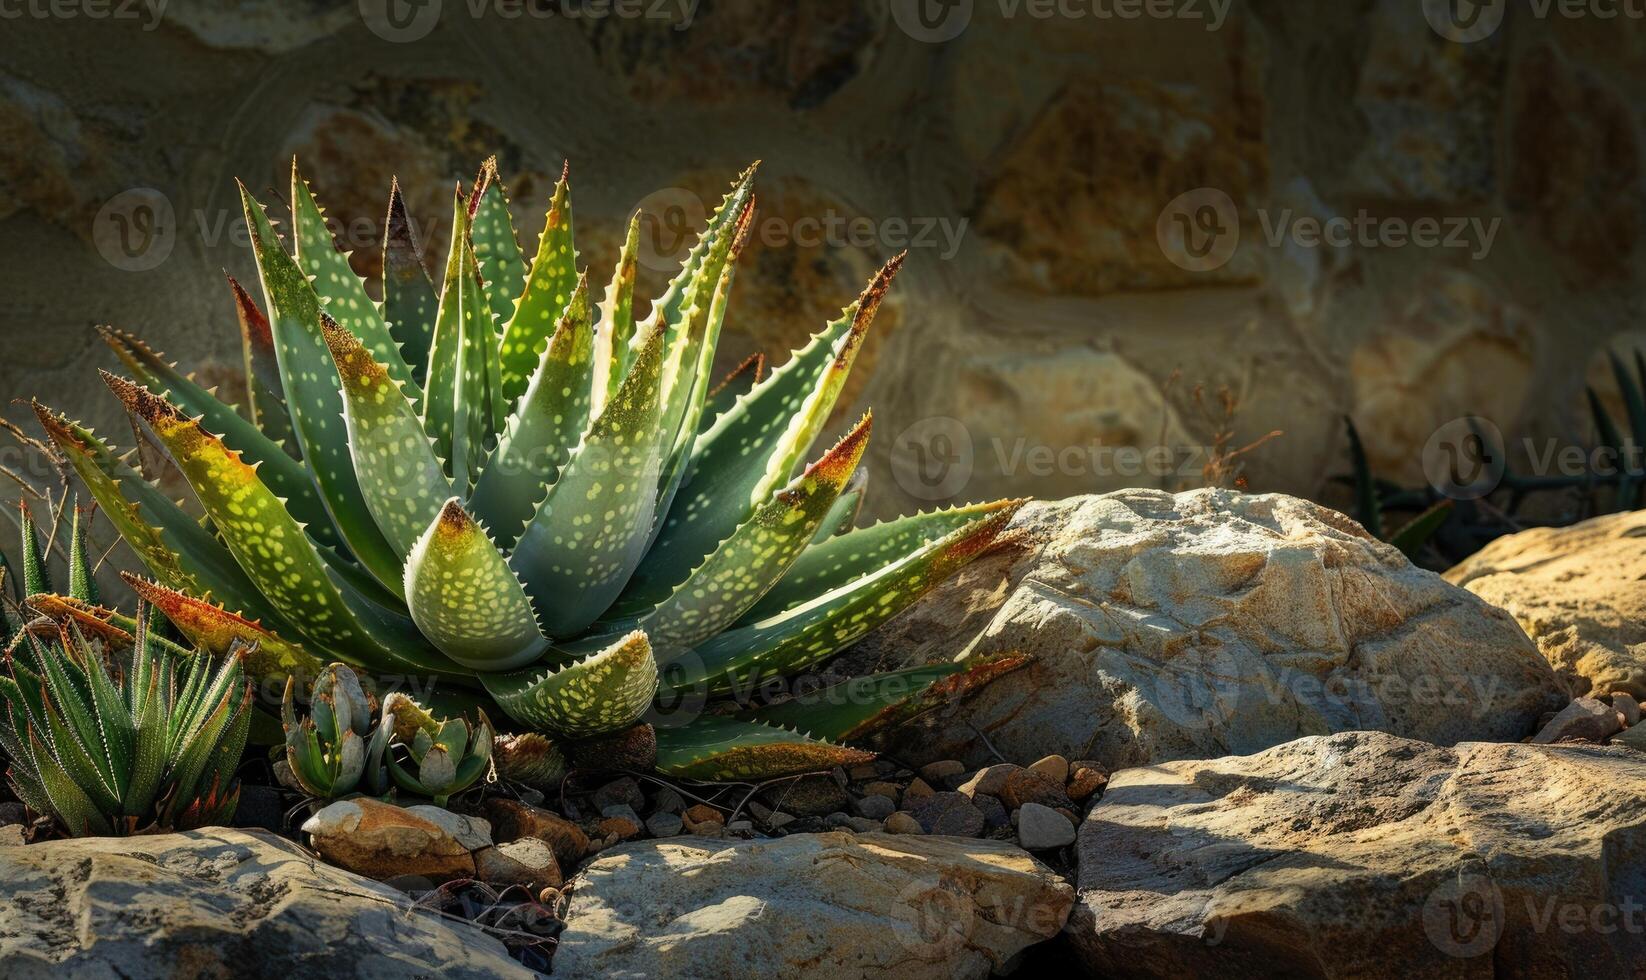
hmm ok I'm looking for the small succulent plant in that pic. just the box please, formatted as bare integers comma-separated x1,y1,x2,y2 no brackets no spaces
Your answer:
380,692,494,807
0,607,252,837
281,663,390,800
33,158,1024,780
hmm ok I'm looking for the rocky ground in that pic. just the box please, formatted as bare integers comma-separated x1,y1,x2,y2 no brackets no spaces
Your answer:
2,490,1644,978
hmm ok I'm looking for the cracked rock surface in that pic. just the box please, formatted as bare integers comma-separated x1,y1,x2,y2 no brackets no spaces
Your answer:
553,831,1072,979
1071,731,1646,977
851,489,1566,770
0,827,533,979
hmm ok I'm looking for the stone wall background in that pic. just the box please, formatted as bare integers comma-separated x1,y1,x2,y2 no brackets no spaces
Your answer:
1,0,1642,545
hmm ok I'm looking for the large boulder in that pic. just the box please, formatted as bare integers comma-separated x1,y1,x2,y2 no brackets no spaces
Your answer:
554,831,1072,979
1445,509,1646,699
850,489,1565,770
1070,732,1646,977
0,828,534,979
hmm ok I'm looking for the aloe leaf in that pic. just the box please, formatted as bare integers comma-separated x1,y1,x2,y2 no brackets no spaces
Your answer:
162,678,240,827
423,187,470,468
500,166,577,408
674,501,1021,694
404,499,547,671
40,682,120,813
443,233,499,491
1616,351,1646,450
812,467,865,543
480,629,656,737
744,654,1030,742
26,727,113,835
511,324,668,637
34,403,291,631
103,374,444,677
17,501,50,597
382,178,439,387
1387,499,1454,558
699,353,765,434
123,663,168,818
630,414,871,653
627,256,902,604
121,573,328,685
320,314,452,558
100,326,339,550
80,632,135,797
652,716,874,781
592,210,641,416
467,157,528,338
1343,416,1382,540
66,504,98,605
744,498,1021,623
239,184,405,595
290,163,417,397
469,275,593,546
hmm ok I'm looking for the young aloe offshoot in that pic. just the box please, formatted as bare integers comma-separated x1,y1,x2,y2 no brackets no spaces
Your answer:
381,693,493,807
281,663,391,800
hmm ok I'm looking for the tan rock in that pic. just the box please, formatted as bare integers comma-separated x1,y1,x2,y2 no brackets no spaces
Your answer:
1447,510,1646,698
555,833,1072,979
0,828,532,978
1067,761,1109,802
884,812,924,835
1071,732,1646,976
479,797,589,870
1027,754,1069,785
1531,698,1621,745
475,838,562,890
853,490,1565,770
1613,692,1642,726
302,799,488,885
682,804,725,836
999,769,1071,812
956,764,1020,799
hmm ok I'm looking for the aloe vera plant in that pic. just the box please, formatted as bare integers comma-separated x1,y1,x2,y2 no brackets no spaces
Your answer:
281,662,390,800
0,607,252,836
33,158,1024,780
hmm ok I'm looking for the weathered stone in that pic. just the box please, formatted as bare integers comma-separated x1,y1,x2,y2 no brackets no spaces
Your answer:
0,828,531,978
1447,510,1646,698
1071,732,1646,976
1067,761,1110,802
475,838,562,889
1016,803,1076,851
907,792,986,838
1614,692,1642,727
555,833,1072,979
862,780,902,802
1531,698,1621,745
682,804,725,836
956,764,1020,799
903,777,937,803
479,797,589,870
918,760,966,783
592,776,647,813
645,812,684,838
999,769,1072,812
1026,754,1069,785
854,491,1565,770
854,794,896,821
302,799,488,885
885,812,924,835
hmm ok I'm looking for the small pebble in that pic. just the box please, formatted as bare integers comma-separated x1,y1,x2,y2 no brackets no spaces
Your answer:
918,760,966,783
1016,802,1076,850
726,820,754,833
902,778,936,803
1027,754,1070,785
957,764,1021,799
645,812,684,838
861,781,902,802
853,795,896,820
682,804,725,835
884,812,924,835
1611,692,1642,727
